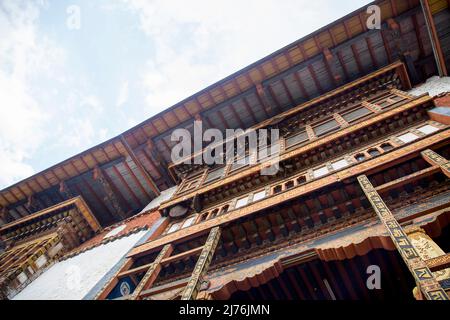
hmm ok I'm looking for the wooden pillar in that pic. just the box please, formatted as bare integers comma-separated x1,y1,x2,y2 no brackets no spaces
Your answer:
129,244,173,300
357,175,448,300
420,0,448,77
421,149,450,177
181,227,221,300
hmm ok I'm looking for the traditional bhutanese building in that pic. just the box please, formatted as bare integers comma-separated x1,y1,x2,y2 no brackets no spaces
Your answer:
1,0,450,301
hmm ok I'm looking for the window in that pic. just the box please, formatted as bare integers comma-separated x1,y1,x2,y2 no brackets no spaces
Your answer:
204,167,225,183
341,107,372,123
253,190,266,202
398,132,419,143
17,272,28,284
273,185,282,194
417,124,439,135
209,208,219,219
35,255,48,268
313,166,329,178
313,119,340,137
167,222,182,234
372,94,405,108
367,148,380,157
197,213,207,223
331,159,349,170
355,153,366,162
296,176,306,185
182,216,196,228
235,196,249,208
285,131,308,148
380,143,393,152
285,181,294,189
219,205,229,215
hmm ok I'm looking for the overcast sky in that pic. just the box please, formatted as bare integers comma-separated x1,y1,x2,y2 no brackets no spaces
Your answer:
0,0,371,189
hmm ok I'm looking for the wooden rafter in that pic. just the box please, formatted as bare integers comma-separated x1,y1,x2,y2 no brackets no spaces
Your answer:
420,0,448,76
120,136,160,196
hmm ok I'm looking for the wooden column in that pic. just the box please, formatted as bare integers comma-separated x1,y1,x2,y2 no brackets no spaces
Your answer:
420,0,448,77
181,227,221,300
421,149,450,177
129,244,173,300
357,175,448,300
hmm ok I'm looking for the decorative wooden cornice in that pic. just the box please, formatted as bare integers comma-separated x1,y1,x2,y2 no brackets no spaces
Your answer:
129,128,450,257
170,61,410,173
0,196,101,236
160,94,433,210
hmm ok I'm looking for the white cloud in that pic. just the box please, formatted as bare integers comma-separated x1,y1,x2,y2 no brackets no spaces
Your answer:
0,1,108,189
0,0,372,191
0,0,59,188
123,0,370,112
116,80,129,107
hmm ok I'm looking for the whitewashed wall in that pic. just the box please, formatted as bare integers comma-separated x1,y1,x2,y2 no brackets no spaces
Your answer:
13,231,146,300
408,76,450,97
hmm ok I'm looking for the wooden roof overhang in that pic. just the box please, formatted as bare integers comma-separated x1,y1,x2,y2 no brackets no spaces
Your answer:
126,0,449,166
160,90,432,210
169,61,411,176
0,196,104,298
129,125,450,258
0,196,101,244
1,0,449,228
0,136,165,227
201,104,433,207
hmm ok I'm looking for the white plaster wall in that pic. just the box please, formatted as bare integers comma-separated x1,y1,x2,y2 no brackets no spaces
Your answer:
12,231,145,300
408,76,450,97
139,186,177,214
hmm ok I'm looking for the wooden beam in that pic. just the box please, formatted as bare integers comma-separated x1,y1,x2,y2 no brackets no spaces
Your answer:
161,246,204,266
129,244,173,300
420,0,448,76
181,227,221,300
308,64,324,94
93,166,127,219
375,165,441,193
0,196,100,233
129,123,448,257
111,164,143,207
323,48,341,86
426,253,450,272
79,176,115,221
122,160,152,200
160,94,431,209
120,136,160,196
421,149,450,177
357,175,448,300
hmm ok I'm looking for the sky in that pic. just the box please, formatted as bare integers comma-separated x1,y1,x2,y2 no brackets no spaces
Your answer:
0,0,371,189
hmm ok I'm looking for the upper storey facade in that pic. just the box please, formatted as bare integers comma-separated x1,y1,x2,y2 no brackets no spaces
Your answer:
0,0,449,232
